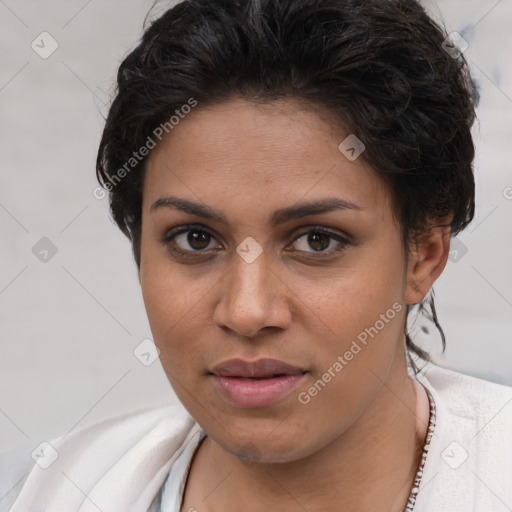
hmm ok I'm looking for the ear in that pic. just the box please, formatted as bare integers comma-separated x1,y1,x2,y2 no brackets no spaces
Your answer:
405,217,452,305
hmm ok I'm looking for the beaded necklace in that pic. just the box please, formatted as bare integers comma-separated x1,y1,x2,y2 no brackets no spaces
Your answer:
403,387,437,512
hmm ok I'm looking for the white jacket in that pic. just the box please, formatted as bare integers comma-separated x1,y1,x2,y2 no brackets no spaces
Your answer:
2,361,512,512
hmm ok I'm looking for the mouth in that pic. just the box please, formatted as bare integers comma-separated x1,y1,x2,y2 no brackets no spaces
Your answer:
210,358,306,378
208,358,308,408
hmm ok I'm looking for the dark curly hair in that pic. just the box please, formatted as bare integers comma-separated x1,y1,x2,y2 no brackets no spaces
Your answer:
96,0,477,369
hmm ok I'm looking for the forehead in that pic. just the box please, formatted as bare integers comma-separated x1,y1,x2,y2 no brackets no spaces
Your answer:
143,97,391,219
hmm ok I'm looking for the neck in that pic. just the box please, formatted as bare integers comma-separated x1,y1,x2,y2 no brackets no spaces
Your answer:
183,350,430,512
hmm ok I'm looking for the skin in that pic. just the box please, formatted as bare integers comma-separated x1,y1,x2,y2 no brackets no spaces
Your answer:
139,96,451,512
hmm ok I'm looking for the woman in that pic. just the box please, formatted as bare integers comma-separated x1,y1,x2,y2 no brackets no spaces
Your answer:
4,0,512,511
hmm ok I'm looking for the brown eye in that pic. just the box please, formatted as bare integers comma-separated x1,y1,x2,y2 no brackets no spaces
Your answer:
186,230,211,250
291,228,351,256
306,232,331,252
163,226,220,257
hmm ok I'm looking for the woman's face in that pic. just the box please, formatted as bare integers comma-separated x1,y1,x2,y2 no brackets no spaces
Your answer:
140,97,416,462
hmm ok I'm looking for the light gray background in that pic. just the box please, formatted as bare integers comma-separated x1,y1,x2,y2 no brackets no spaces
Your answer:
0,0,511,457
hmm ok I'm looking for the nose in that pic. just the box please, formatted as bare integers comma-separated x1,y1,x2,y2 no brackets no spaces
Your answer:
212,250,293,339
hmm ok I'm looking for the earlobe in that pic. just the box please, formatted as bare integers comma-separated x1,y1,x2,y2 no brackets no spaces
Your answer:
405,223,452,305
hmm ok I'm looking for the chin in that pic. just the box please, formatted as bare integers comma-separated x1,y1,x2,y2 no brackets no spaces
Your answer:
216,427,317,465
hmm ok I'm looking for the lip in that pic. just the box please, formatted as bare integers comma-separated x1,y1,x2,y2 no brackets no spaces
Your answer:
209,358,307,408
210,358,306,378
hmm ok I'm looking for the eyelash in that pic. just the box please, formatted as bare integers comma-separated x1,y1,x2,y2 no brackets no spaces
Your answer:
162,224,352,260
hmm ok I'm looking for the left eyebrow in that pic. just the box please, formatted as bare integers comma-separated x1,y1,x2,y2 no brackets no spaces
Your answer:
150,196,363,227
270,197,363,227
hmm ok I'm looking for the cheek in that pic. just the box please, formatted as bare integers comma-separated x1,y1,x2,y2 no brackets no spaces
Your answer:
293,294,405,446
139,259,203,363
298,254,404,347
140,234,211,332
301,277,405,385
142,270,197,329
292,241,406,398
